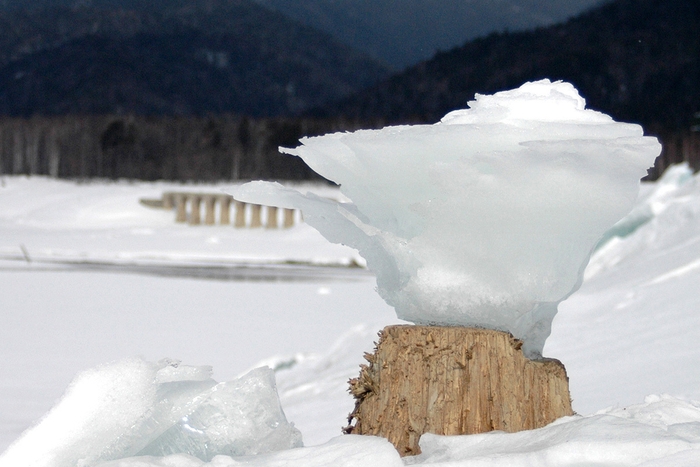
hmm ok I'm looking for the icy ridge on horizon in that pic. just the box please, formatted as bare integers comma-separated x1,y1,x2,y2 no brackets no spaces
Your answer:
234,79,661,357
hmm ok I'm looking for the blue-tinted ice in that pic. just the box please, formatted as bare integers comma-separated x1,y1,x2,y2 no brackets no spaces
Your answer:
234,80,661,358
0,358,302,467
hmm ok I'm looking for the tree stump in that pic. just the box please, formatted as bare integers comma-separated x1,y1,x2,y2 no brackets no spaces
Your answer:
345,325,573,456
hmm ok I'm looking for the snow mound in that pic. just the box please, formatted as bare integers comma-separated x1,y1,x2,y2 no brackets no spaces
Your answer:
0,359,301,467
39,394,700,467
234,79,661,357
406,395,700,466
585,162,697,279
95,435,402,467
593,163,694,254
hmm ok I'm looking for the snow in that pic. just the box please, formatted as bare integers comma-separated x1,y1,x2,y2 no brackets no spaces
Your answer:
0,177,360,268
0,360,300,467
1,159,700,465
406,395,700,466
0,175,401,456
0,268,398,453
234,80,661,357
95,436,403,467
544,162,700,414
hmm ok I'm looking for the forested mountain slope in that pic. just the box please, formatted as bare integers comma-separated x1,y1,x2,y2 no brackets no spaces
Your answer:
0,0,389,117
253,0,603,69
322,0,699,132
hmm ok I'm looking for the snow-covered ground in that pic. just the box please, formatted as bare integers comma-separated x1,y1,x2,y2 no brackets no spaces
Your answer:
0,177,395,450
1,167,700,465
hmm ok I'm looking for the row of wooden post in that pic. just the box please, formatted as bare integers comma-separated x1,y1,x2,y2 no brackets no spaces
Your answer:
162,192,298,228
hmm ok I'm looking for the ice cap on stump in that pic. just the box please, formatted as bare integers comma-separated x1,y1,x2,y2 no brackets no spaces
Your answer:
234,79,661,358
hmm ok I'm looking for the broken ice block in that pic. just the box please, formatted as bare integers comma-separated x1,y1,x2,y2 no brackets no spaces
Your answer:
138,367,303,460
0,359,301,467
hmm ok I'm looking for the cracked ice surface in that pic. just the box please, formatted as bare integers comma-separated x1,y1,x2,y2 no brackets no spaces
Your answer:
234,79,661,357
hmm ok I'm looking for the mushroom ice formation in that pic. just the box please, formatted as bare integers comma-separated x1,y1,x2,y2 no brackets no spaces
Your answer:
233,79,661,358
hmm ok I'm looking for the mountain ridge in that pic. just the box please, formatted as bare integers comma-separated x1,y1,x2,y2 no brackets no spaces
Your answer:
0,0,390,117
318,0,700,132
252,0,604,69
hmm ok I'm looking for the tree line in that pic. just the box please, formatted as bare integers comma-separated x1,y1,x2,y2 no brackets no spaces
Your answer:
0,114,386,181
0,114,697,182
649,125,700,178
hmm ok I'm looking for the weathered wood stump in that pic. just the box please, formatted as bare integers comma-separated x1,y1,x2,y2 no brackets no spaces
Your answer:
346,325,573,456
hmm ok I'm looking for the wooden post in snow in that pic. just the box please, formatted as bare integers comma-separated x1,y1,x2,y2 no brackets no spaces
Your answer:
346,325,573,456
203,195,217,225
175,194,187,223
163,192,175,210
219,195,232,225
189,195,202,225
283,208,295,228
234,201,246,228
250,204,262,228
266,206,278,229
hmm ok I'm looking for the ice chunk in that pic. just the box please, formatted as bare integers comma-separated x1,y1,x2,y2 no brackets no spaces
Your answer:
138,367,303,460
0,359,301,467
233,80,661,357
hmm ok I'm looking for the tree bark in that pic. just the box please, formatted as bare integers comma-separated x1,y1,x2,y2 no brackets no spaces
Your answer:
346,325,573,456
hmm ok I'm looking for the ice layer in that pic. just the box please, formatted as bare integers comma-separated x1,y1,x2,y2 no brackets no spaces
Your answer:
233,79,661,357
0,358,301,467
